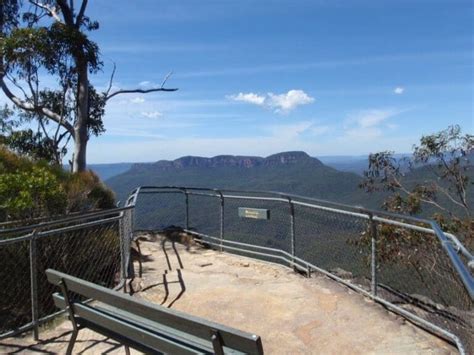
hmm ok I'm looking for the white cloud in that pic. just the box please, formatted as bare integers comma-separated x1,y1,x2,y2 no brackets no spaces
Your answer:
141,111,163,119
348,109,399,128
130,97,145,104
139,81,152,87
393,87,405,94
342,108,402,141
227,92,266,105
267,90,314,113
227,89,314,113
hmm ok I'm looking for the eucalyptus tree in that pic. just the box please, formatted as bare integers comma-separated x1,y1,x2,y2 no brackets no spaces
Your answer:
0,1,176,172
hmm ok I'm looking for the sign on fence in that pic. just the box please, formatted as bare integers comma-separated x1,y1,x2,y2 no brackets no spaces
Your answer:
238,207,270,220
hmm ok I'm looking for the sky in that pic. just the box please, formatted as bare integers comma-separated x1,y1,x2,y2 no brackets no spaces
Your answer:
5,0,474,163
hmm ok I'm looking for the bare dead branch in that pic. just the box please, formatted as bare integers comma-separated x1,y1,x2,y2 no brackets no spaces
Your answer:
105,71,178,101
160,71,173,89
105,62,117,97
106,87,178,101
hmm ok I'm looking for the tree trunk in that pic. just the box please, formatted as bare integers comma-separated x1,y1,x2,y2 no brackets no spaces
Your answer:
73,58,89,173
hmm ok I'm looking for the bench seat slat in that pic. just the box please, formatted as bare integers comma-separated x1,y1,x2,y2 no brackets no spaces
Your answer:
53,294,206,355
95,303,246,355
54,295,244,355
46,269,263,355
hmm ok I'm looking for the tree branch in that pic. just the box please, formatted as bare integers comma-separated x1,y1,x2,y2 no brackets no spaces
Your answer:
29,1,62,22
105,87,178,101
105,62,116,97
105,71,178,101
6,75,29,100
76,0,88,27
56,0,75,26
434,182,470,216
0,77,74,134
392,175,453,216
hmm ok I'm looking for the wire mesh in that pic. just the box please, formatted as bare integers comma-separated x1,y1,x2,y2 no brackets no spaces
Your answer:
132,189,472,352
374,221,474,351
0,211,125,338
35,220,121,320
133,191,186,232
0,238,31,335
294,204,371,286
188,193,221,236
222,196,291,264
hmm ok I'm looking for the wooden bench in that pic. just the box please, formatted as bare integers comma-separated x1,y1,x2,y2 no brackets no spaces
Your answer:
46,269,264,354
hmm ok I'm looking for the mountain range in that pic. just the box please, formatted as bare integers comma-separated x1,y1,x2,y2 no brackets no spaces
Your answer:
104,151,383,208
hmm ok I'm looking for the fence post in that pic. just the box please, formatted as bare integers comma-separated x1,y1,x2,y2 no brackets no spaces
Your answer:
288,198,296,270
219,191,224,252
184,191,189,230
29,230,39,340
119,209,133,294
369,213,378,297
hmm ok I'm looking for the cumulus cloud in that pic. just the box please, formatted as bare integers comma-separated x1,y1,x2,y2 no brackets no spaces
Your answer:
227,92,266,105
227,89,314,113
393,87,405,94
141,111,162,119
130,97,145,104
267,90,314,113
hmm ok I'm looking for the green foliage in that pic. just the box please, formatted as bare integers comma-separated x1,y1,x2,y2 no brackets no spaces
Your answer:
0,165,67,220
361,125,473,219
0,146,116,222
357,126,473,308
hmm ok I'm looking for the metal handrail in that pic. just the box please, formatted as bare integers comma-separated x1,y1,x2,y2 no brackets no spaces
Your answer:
128,185,473,354
0,206,134,236
127,185,473,299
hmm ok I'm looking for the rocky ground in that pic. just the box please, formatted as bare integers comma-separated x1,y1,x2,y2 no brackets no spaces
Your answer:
0,233,456,354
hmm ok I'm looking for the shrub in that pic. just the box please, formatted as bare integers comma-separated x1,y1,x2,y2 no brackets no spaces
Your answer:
0,146,116,222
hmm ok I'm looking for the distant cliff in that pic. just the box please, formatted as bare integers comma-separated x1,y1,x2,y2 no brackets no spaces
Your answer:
106,151,379,208
130,151,322,172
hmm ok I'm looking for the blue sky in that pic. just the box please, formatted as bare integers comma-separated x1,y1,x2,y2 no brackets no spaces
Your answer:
8,0,474,163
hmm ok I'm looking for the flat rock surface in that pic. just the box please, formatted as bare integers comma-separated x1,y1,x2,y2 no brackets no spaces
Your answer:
0,234,455,354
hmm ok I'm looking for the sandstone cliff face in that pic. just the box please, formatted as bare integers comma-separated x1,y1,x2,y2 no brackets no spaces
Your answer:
131,151,323,172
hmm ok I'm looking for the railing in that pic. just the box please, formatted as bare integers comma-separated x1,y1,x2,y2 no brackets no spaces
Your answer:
127,186,474,354
0,207,133,340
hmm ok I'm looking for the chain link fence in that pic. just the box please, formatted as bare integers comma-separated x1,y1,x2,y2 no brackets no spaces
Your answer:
130,186,473,353
0,207,133,339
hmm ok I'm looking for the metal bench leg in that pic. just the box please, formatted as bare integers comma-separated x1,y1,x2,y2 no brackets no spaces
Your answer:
211,330,224,355
66,328,79,355
59,279,80,355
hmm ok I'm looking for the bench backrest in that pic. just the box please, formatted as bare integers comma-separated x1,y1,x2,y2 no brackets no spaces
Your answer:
46,269,263,354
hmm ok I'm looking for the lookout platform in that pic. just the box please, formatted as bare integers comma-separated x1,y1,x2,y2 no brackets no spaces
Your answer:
0,233,455,354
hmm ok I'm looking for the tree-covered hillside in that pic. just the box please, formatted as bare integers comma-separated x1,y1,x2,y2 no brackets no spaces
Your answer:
106,151,383,208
